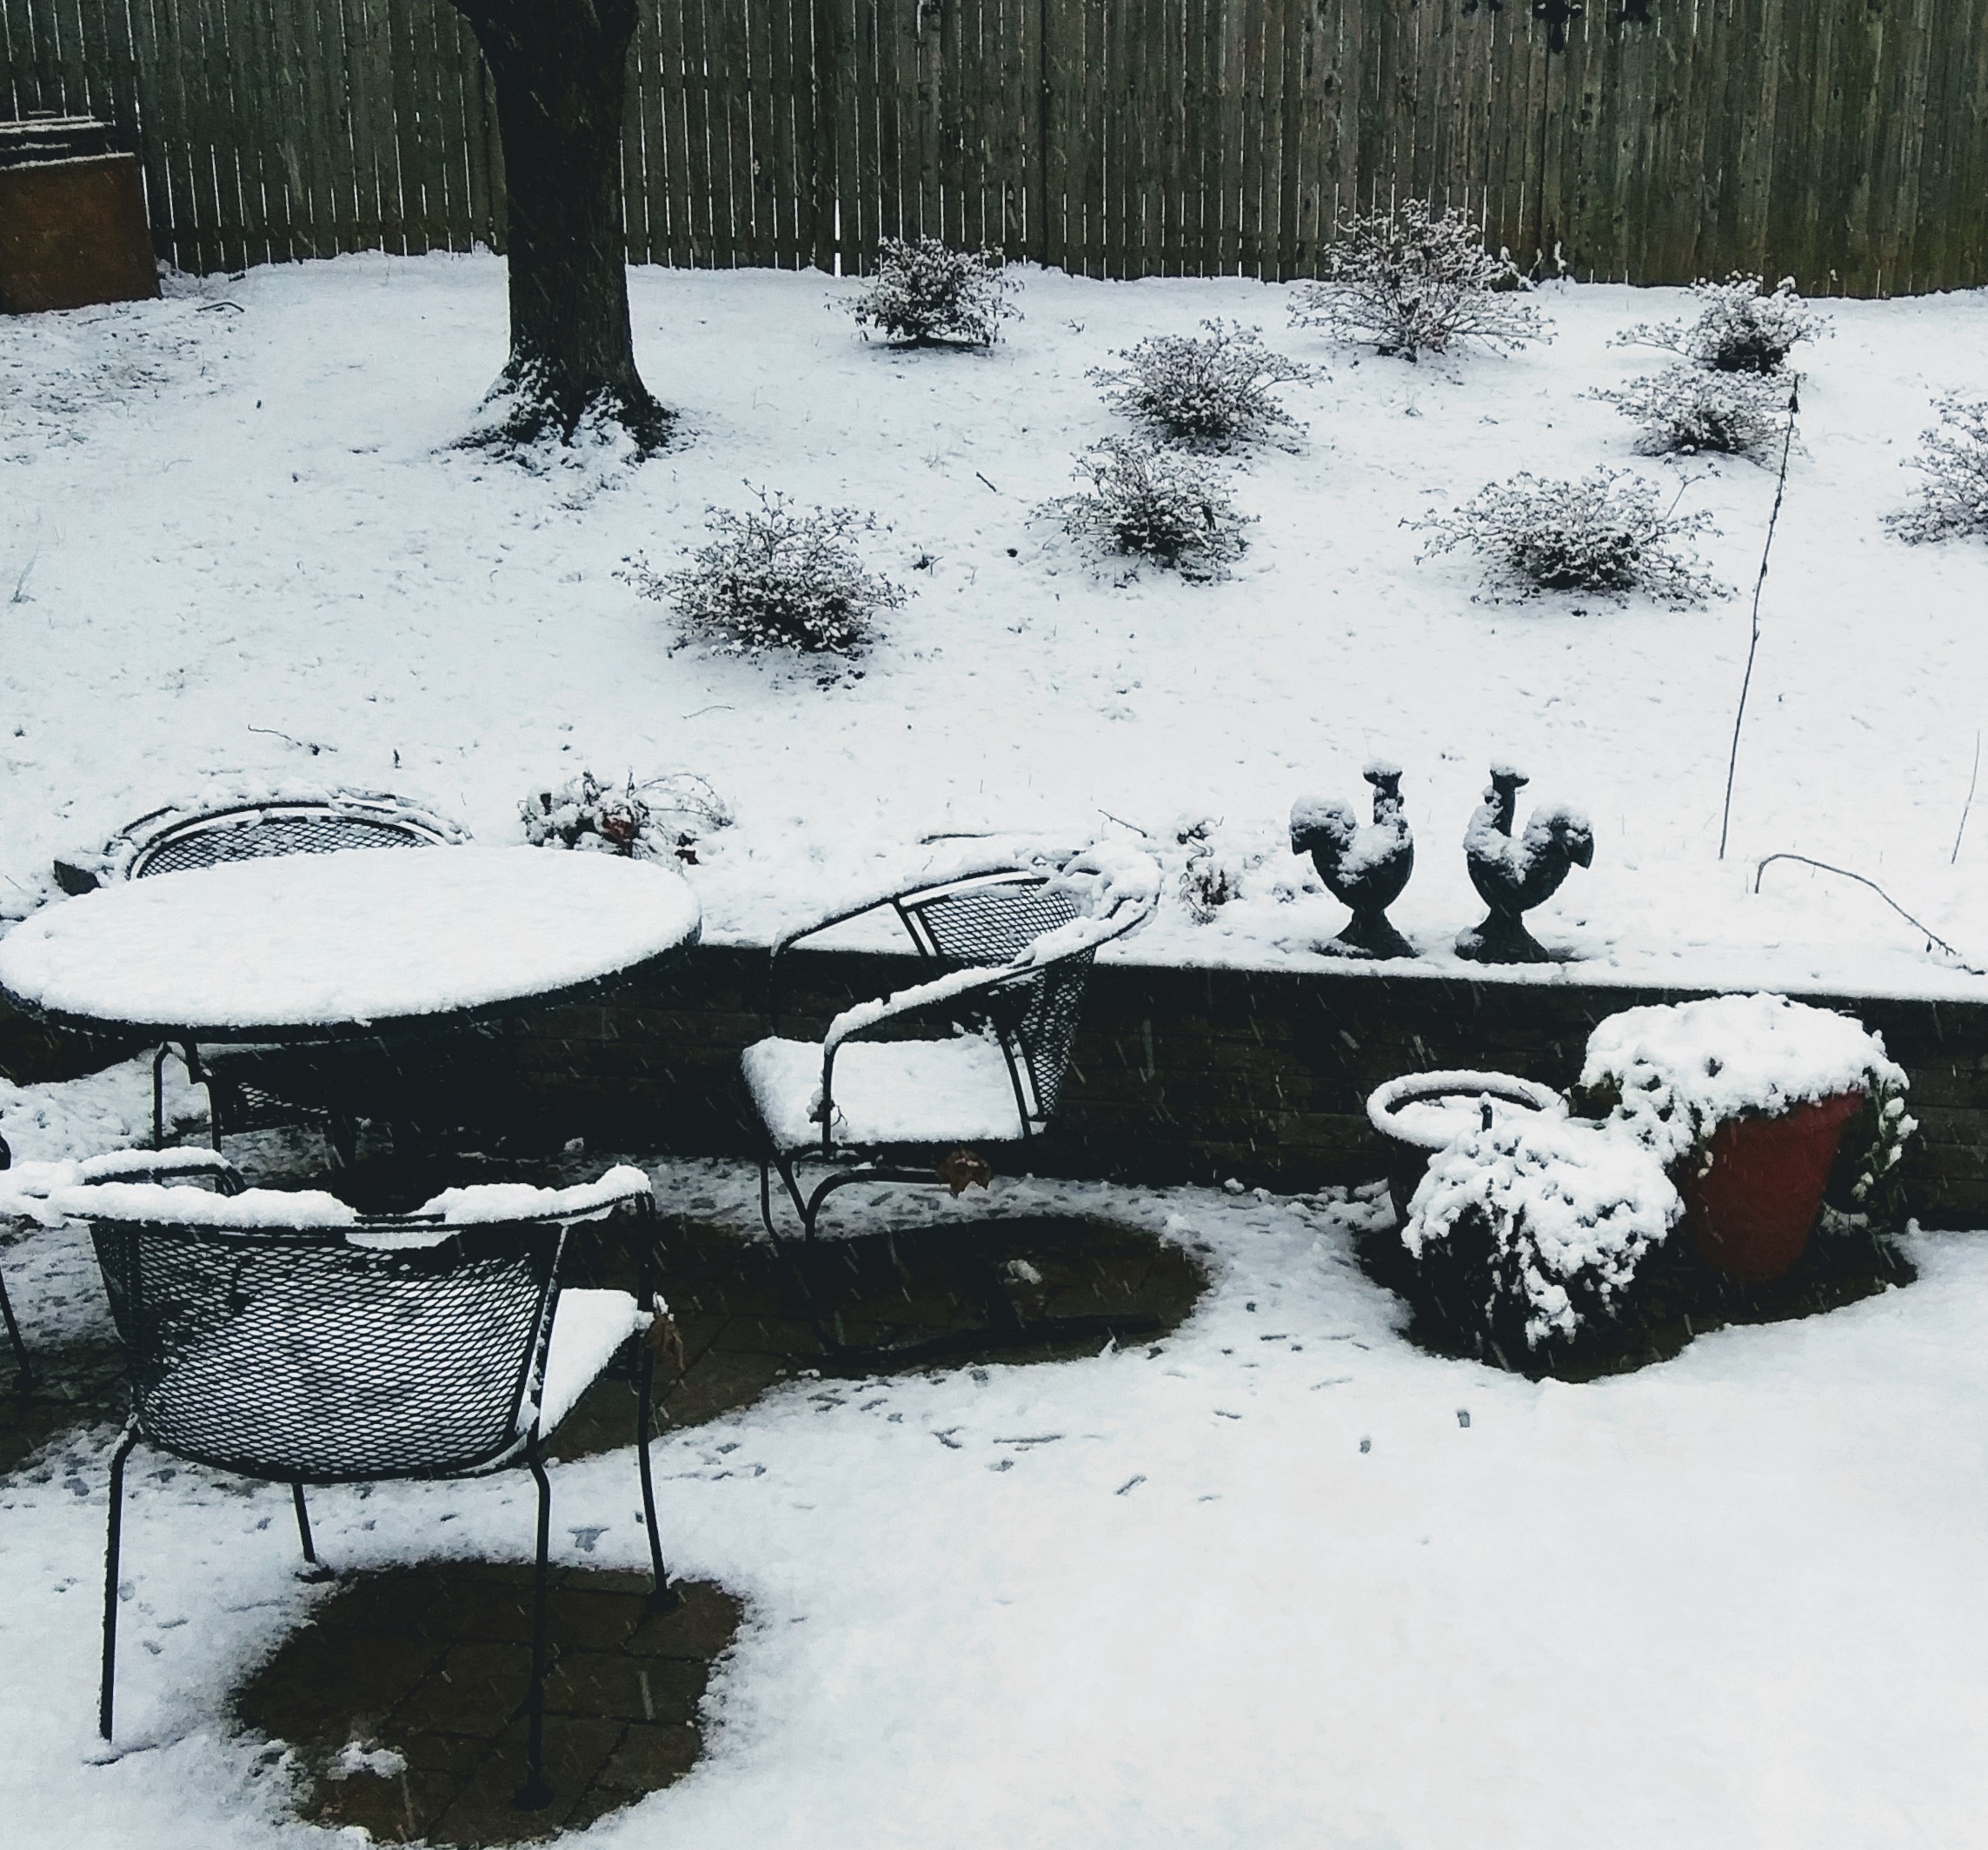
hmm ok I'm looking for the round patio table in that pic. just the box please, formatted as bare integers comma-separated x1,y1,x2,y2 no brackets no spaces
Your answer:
0,844,702,1042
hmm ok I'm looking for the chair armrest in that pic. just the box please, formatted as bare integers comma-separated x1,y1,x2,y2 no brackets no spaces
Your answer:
821,960,1025,1059
73,1148,247,1196
814,962,1031,1154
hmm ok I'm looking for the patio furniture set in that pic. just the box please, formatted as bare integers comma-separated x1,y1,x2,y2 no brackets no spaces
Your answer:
0,790,1160,1807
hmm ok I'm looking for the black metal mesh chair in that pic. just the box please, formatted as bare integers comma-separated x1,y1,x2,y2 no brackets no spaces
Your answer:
742,848,1160,1363
0,1133,28,1392
67,1150,670,1810
58,792,468,1155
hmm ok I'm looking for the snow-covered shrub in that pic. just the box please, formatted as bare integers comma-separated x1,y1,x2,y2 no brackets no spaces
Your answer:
1174,817,1253,922
627,489,906,655
850,236,1017,347
1288,200,1542,362
1045,438,1252,580
1415,468,1722,607
1577,994,1915,1227
1614,274,1824,375
521,769,730,866
1090,321,1312,449
1885,395,1988,544
1593,364,1787,458
1404,1115,1682,1361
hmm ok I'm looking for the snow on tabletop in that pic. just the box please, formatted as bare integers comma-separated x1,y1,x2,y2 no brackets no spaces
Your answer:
534,1287,648,1435
1580,990,1903,1161
743,1032,1023,1150
0,845,700,1031
1405,1112,1683,1344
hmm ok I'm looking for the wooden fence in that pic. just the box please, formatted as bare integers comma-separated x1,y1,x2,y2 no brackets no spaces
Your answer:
3,0,1986,294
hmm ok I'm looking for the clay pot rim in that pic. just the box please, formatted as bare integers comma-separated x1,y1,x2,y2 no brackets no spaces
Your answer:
1366,1068,1566,1149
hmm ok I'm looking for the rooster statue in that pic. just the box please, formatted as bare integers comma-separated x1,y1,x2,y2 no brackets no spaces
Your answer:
1456,764,1593,962
1289,762,1416,959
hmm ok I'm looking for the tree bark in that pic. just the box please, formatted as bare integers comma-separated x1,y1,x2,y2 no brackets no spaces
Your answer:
448,0,669,450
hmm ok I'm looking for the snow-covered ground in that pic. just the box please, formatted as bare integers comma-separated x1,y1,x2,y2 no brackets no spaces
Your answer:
3,257,1987,998
1,1058,1984,1847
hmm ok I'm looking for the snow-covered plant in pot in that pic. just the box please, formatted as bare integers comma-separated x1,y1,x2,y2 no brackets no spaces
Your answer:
1576,993,1916,1283
1401,1114,1683,1371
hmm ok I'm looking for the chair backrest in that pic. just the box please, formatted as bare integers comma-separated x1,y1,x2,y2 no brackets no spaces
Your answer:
887,870,1087,1128
893,869,1080,964
92,1217,565,1481
118,795,462,882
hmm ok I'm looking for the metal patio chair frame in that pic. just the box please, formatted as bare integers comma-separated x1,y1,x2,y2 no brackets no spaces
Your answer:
0,1134,28,1392
60,792,467,1157
747,856,1158,1366
74,1149,671,1811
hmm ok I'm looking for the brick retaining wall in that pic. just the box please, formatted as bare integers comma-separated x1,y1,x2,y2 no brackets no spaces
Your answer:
509,948,1988,1228
4,948,1980,1221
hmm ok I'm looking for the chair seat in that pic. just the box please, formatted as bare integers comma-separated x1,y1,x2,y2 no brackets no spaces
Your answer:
742,1033,1024,1152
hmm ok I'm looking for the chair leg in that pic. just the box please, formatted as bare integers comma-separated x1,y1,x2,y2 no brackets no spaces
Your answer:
288,1481,336,1580
100,1426,141,1741
152,1046,171,1151
634,1216,679,1614
513,1437,555,1811
0,1267,30,1394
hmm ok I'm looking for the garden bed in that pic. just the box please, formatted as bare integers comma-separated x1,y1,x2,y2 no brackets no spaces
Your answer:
3,258,1986,1006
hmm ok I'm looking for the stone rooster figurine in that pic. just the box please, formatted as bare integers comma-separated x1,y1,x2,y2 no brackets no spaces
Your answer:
1457,764,1594,962
1289,761,1416,959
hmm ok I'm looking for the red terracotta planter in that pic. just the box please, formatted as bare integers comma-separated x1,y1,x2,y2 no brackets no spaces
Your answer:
1677,1090,1865,1283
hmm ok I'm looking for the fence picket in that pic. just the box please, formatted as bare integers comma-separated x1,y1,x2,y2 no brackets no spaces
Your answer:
10,0,1988,296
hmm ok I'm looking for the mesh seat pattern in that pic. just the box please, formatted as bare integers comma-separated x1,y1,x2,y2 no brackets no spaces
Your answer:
131,811,437,879
206,1079,332,1134
92,1221,562,1483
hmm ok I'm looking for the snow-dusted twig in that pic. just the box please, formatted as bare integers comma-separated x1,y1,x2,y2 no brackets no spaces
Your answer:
1752,852,1983,975
1954,731,1981,866
1717,375,1799,861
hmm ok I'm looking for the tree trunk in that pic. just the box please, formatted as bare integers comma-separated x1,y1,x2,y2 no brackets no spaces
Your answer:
449,0,668,451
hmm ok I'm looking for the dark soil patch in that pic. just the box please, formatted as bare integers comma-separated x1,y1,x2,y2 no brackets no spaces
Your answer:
235,1562,741,1846
552,1208,1208,1455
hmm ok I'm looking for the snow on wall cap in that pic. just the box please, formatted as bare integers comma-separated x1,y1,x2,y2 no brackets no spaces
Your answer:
1045,842,1162,919
1580,991,1901,1162
1404,1115,1682,1346
1366,1069,1566,1145
415,1164,652,1225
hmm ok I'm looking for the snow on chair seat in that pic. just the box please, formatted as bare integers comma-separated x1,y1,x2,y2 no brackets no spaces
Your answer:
742,1031,1026,1153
